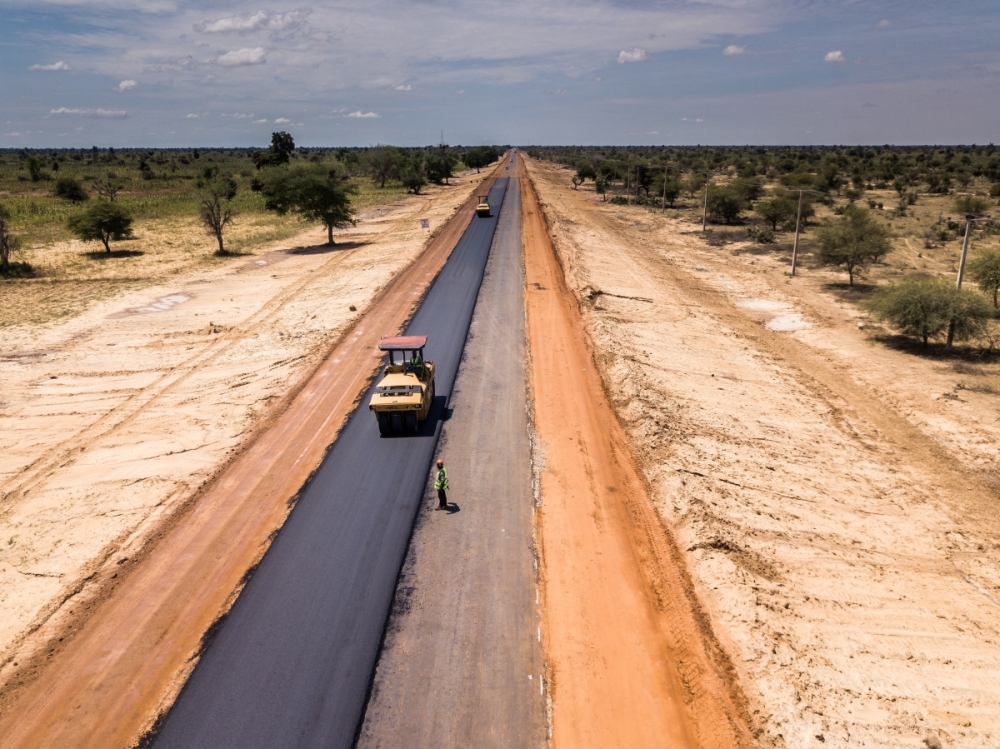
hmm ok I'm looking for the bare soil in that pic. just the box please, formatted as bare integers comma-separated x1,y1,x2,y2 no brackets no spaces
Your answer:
525,157,1000,749
0,169,492,737
521,161,753,749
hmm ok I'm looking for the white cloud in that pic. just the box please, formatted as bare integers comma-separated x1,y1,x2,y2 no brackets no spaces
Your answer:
395,84,412,91
455,89,465,95
186,113,199,118
645,130,659,135
875,18,893,29
196,9,311,35
143,56,193,73
274,117,291,124
116,79,137,91
723,45,746,56
30,61,71,71
6,132,22,137
253,119,268,124
618,48,647,64
825,50,845,63
214,47,266,67
346,111,380,118
50,107,127,118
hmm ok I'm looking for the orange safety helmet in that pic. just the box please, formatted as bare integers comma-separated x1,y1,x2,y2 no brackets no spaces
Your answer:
436,459,444,466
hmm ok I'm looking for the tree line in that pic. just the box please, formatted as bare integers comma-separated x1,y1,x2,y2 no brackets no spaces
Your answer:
0,137,503,272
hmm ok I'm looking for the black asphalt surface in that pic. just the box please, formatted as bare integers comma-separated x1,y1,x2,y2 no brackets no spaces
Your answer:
358,162,546,748
152,177,509,749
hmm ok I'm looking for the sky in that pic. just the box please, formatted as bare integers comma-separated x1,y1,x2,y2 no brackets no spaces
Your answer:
1,0,998,148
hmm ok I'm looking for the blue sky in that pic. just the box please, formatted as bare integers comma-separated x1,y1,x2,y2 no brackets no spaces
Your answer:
1,0,998,147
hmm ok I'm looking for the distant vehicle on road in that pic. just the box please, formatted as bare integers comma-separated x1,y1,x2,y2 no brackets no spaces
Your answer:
476,196,491,217
370,336,436,435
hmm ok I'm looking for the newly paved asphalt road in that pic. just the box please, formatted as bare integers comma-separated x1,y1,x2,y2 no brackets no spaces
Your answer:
358,162,546,747
152,177,509,749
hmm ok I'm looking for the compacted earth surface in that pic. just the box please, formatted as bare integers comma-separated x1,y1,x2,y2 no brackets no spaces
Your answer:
524,156,1000,749
0,171,489,690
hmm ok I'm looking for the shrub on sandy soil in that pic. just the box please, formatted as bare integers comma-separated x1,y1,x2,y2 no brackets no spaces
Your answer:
706,185,744,224
817,205,892,286
864,276,992,347
54,176,89,203
953,195,992,215
0,203,27,274
746,226,775,244
67,200,135,253
968,248,1000,308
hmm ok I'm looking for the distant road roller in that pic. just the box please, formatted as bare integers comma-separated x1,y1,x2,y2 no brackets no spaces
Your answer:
369,336,436,435
476,195,491,217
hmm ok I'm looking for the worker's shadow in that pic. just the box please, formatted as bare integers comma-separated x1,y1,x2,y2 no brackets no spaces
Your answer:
440,502,461,514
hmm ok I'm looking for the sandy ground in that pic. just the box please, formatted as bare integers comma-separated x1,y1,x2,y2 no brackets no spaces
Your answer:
524,157,1000,749
0,173,489,681
521,161,753,749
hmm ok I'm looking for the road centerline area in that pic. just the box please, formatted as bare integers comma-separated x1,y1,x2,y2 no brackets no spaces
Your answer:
358,159,545,748
150,178,509,749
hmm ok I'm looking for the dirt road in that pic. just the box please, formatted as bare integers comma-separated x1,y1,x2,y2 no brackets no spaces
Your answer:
524,156,1000,748
0,167,503,749
520,158,754,748
358,160,546,748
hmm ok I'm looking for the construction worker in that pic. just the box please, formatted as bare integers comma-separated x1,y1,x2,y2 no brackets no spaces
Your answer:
434,459,449,510
409,351,422,373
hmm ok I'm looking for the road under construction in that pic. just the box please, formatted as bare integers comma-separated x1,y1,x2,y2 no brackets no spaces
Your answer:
0,153,753,749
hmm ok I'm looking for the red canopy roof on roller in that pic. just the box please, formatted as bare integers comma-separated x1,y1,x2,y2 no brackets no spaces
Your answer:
378,335,427,351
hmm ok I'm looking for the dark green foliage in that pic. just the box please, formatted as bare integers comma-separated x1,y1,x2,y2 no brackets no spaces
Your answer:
706,185,744,224
67,200,134,253
26,156,44,182
259,164,357,245
953,195,991,215
754,195,798,230
400,165,427,194
864,277,992,347
253,131,296,168
746,226,775,244
990,183,1000,203
817,206,892,285
54,177,89,203
362,146,404,188
575,161,597,183
424,152,457,185
968,248,1000,307
464,147,500,173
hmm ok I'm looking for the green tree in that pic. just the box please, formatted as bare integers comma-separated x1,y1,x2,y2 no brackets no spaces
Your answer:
706,185,744,224
260,164,357,245
425,151,457,185
864,277,991,347
990,183,1000,204
595,176,608,202
197,169,238,255
26,156,44,182
575,161,597,184
754,196,797,231
253,131,296,168
968,248,1000,307
953,195,991,215
54,176,89,203
67,201,135,253
685,172,707,199
400,164,427,194
362,146,403,188
817,206,892,285
0,203,21,273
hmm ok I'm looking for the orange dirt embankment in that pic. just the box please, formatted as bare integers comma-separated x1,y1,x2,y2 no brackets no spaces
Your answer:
520,161,753,749
0,164,506,749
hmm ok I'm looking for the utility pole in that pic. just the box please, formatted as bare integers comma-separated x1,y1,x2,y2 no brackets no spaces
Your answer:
791,189,804,276
946,216,974,350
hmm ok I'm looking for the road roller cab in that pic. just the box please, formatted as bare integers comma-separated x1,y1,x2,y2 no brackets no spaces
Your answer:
475,196,491,217
369,336,436,435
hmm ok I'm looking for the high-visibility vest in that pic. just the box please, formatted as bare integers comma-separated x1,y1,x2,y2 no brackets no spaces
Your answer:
434,467,449,490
